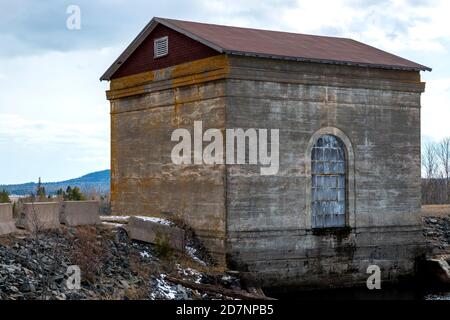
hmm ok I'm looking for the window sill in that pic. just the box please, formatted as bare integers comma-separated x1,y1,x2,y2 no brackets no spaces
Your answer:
311,226,351,236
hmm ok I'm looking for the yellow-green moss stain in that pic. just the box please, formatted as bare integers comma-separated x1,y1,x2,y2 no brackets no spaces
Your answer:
107,55,229,265
110,70,155,91
110,111,118,208
107,55,230,101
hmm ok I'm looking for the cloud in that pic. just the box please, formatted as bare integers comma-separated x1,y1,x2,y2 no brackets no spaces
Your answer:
1,0,449,183
3,0,448,58
1,0,257,57
0,47,112,183
280,0,449,55
0,114,107,148
0,111,110,184
421,77,450,140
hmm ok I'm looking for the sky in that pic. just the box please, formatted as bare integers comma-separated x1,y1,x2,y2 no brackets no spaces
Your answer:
0,0,449,184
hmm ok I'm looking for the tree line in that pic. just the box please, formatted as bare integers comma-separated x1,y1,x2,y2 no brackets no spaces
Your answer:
2,145,449,207
0,178,86,204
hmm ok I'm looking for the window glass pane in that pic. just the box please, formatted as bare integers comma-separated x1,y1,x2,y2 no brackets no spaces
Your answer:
311,135,346,228
338,189,345,202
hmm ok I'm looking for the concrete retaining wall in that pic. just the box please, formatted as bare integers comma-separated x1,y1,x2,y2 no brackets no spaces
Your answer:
127,216,185,251
0,203,16,236
16,202,60,231
60,201,101,226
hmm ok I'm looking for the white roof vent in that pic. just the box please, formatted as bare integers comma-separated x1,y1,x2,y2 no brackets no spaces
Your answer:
154,36,168,58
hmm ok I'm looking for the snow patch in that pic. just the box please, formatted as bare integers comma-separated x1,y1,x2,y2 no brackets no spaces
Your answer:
101,222,124,228
134,216,173,226
186,245,207,266
149,274,179,300
101,216,130,221
177,264,202,284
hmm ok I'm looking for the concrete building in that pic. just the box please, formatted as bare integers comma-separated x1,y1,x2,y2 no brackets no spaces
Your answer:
101,18,430,289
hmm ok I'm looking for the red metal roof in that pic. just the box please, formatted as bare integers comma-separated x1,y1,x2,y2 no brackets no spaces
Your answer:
101,17,431,81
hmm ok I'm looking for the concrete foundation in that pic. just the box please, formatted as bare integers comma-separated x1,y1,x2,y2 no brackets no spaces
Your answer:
0,203,16,236
60,201,101,226
16,202,61,232
127,216,185,251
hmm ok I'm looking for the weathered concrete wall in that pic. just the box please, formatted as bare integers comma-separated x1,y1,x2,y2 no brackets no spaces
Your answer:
60,201,101,226
108,56,229,264
107,53,426,288
224,56,425,288
16,202,60,231
0,203,16,236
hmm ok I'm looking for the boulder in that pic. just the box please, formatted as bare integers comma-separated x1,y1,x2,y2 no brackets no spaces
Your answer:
127,216,185,251
16,202,60,231
60,201,101,226
425,256,450,285
0,203,16,236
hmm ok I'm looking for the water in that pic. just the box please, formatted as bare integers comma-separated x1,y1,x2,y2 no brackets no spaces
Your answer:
267,282,450,300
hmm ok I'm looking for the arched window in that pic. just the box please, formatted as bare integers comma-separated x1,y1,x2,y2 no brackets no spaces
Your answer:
311,135,346,228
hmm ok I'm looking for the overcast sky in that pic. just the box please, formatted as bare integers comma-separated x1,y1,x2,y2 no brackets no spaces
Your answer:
0,0,449,184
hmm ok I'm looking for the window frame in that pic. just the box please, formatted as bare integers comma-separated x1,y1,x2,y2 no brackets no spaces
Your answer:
304,127,356,231
311,134,347,229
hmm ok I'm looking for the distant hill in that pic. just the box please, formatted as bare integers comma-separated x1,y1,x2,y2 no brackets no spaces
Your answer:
0,170,110,195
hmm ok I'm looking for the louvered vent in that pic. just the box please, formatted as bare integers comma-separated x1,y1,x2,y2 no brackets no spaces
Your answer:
154,36,168,58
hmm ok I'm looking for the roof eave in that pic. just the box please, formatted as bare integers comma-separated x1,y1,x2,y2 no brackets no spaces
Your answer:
223,50,432,72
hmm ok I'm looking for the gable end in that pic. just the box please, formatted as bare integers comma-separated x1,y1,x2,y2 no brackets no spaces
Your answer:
110,24,220,79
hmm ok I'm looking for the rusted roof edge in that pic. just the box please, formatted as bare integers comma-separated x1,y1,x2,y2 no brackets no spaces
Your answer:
224,50,432,72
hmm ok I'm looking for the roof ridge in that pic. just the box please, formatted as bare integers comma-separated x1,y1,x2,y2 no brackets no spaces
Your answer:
158,17,355,41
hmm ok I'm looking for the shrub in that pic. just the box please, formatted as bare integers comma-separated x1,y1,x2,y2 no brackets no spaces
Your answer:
154,232,174,259
57,186,86,201
0,189,10,203
69,227,109,284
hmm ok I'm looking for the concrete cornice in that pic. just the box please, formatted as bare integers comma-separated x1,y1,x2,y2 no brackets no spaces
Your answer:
106,55,229,100
106,54,426,101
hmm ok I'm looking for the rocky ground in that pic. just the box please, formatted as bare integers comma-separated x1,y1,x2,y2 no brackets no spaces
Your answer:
422,215,450,257
2,215,449,300
0,224,243,300
421,215,450,300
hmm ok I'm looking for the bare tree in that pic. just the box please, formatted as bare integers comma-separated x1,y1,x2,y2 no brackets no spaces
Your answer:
422,142,438,204
27,199,65,300
423,142,438,180
437,137,450,203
